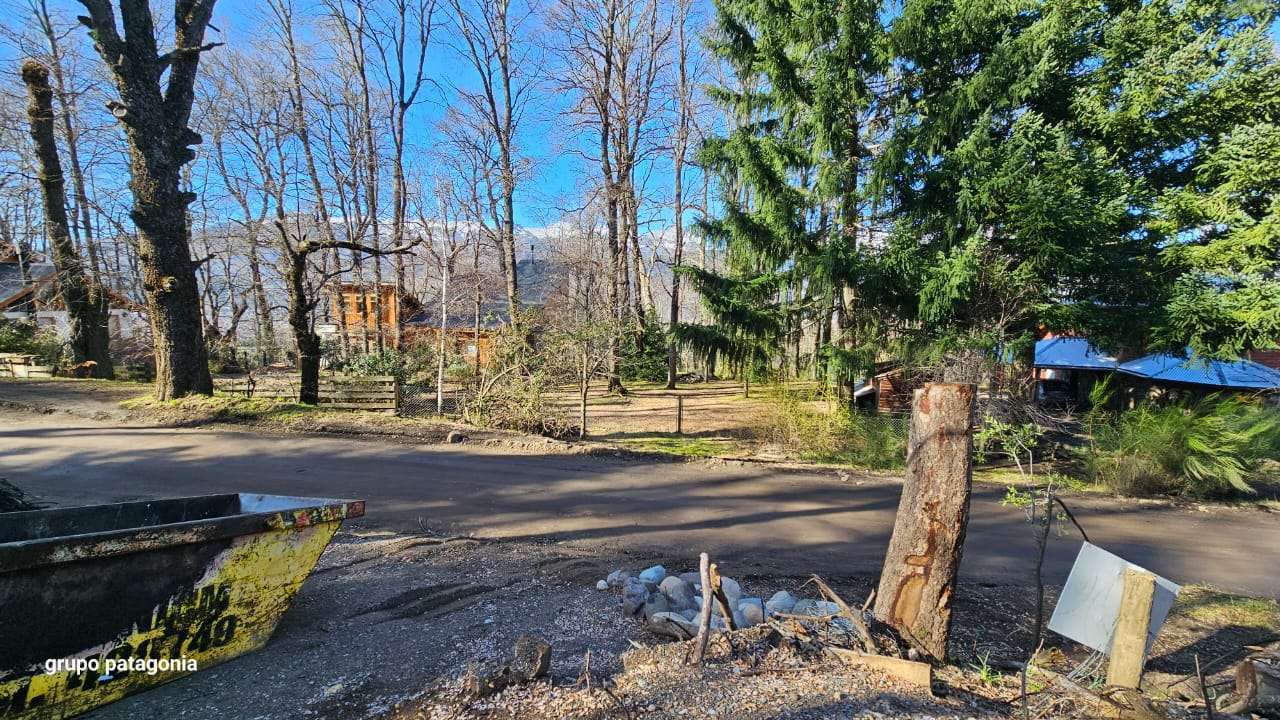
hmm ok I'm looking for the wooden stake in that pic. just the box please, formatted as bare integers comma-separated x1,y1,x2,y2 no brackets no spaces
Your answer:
709,563,737,631
1106,568,1156,689
676,395,683,434
689,552,712,665
873,383,976,662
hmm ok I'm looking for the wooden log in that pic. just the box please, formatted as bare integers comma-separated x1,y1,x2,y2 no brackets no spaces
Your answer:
709,563,737,631
1219,660,1280,715
1106,568,1156,689
826,647,933,694
873,382,975,662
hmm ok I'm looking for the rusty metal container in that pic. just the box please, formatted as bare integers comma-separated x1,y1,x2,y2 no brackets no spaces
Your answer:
0,493,365,719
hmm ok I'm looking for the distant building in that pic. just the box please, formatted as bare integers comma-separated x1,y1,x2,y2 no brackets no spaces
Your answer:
1033,336,1280,407
321,282,401,349
0,256,145,339
320,257,564,364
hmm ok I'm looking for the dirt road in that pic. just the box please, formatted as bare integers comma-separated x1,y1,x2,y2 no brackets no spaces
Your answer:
3,408,1277,597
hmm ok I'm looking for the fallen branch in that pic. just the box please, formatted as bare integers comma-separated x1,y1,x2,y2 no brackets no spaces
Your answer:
709,563,737,632
807,575,878,655
826,647,933,695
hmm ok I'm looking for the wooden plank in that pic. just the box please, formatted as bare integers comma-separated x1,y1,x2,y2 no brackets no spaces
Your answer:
1107,568,1156,689
874,383,975,662
316,402,396,410
826,647,933,694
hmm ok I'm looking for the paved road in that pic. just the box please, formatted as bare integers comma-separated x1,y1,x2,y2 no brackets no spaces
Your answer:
2,411,1278,596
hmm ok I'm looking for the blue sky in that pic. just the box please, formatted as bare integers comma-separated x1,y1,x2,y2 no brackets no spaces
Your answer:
208,0,595,230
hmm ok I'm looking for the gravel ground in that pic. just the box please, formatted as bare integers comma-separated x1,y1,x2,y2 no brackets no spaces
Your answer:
35,523,1277,720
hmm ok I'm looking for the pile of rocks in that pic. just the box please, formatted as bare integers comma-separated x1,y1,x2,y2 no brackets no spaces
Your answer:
597,566,851,641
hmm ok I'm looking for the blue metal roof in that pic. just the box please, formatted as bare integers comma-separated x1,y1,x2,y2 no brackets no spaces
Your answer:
1034,337,1120,370
1117,353,1280,390
1035,337,1280,389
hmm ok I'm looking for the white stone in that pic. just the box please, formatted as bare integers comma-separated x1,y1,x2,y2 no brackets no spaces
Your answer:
720,577,742,604
596,580,609,591
765,591,798,614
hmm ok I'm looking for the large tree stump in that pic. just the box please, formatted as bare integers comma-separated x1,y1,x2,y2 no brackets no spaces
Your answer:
874,383,976,662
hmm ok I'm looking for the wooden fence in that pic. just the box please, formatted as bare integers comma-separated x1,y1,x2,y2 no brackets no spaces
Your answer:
0,353,54,379
214,374,399,411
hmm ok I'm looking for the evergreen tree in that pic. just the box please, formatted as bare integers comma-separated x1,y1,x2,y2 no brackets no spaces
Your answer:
877,0,1280,364
680,0,886,391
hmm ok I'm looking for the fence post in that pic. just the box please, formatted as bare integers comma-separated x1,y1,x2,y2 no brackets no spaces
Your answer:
873,382,975,662
1107,568,1156,689
676,395,684,435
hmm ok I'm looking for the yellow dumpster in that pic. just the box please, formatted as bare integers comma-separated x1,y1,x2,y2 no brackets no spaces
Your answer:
0,493,365,719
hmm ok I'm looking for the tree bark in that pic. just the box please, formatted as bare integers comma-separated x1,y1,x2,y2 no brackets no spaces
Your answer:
436,261,450,413
285,246,323,405
666,0,690,389
36,0,102,283
77,0,216,399
874,383,975,662
21,60,113,378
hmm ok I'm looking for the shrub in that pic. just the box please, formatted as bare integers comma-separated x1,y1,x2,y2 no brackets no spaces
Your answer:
459,368,577,438
765,386,906,469
618,313,668,383
336,345,434,385
1086,394,1280,497
0,318,63,365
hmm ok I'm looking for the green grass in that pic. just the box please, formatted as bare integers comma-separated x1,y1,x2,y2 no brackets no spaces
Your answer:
1175,585,1280,630
610,432,732,458
121,393,319,423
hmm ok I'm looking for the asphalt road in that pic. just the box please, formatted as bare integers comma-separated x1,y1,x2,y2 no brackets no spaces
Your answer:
3,410,1277,597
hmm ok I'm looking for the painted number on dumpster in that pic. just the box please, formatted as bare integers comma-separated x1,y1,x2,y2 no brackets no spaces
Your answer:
2,583,241,714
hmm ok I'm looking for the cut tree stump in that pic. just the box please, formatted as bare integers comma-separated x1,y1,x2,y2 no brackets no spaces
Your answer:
873,383,975,662
1220,660,1280,715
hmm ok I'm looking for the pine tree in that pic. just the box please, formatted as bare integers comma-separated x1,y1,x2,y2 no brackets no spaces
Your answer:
877,0,1280,364
679,0,886,391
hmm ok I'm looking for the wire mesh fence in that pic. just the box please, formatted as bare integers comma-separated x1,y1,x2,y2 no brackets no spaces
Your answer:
400,384,466,417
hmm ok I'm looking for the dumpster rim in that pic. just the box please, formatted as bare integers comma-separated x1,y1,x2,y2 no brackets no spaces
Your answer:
0,493,365,574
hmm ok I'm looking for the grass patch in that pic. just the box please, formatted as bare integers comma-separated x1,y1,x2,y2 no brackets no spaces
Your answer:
1173,585,1280,631
122,394,319,423
121,393,462,440
763,386,906,469
610,433,733,458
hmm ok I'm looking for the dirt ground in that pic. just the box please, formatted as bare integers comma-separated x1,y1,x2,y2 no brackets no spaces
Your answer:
544,380,823,456
4,379,1279,718
68,529,1276,720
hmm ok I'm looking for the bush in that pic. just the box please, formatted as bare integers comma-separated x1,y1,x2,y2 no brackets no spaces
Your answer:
459,368,577,438
618,313,668,383
765,386,907,469
0,318,63,365
1086,394,1280,497
335,345,434,385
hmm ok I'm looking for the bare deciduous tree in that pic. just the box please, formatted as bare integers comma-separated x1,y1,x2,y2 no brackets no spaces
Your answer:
76,0,221,398
21,59,112,377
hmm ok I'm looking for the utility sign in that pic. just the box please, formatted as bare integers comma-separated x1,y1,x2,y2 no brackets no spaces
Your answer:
1047,542,1181,655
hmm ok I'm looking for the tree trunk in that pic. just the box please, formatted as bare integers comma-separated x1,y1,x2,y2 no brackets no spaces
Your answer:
436,262,450,414
473,238,482,377
247,232,274,356
77,0,216,399
579,351,589,439
874,383,975,662
284,247,321,404
21,61,113,378
37,0,102,284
